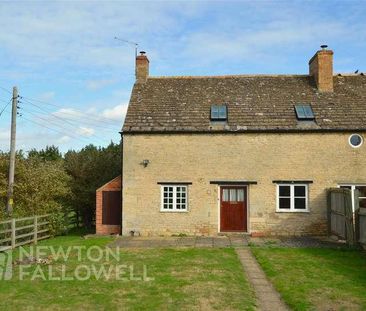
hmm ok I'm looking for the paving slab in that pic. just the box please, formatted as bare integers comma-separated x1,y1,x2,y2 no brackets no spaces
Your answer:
109,235,248,249
236,248,289,311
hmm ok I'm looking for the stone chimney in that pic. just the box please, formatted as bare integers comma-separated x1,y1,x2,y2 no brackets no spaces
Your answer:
135,51,149,83
309,45,334,92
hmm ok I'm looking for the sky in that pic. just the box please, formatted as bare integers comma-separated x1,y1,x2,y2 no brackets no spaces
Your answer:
0,0,365,153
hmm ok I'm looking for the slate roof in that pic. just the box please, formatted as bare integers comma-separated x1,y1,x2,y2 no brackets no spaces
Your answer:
122,74,366,133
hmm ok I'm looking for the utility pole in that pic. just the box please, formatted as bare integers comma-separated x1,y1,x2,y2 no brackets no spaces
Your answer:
6,86,18,214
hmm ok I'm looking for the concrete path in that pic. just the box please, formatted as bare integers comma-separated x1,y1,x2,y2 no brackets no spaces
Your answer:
109,235,248,248
236,248,289,311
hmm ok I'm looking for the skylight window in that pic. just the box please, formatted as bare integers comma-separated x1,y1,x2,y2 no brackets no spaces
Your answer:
211,105,227,121
295,104,315,120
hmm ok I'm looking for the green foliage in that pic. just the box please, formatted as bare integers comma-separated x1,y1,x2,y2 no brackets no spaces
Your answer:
0,143,121,230
48,208,69,236
64,142,121,228
0,150,70,219
28,145,63,162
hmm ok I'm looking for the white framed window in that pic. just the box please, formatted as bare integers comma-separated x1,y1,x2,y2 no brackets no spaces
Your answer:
276,184,309,212
161,185,188,212
338,184,366,212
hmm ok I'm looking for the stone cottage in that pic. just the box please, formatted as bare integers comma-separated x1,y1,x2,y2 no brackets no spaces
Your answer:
116,46,366,237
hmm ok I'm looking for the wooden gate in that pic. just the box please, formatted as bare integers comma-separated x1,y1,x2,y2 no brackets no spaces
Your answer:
356,208,366,249
327,188,355,245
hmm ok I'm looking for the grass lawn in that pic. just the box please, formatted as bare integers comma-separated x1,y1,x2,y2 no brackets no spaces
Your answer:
0,231,255,311
251,247,366,311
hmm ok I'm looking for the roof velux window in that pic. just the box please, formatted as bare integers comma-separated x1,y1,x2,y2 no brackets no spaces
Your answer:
211,105,227,121
294,104,315,120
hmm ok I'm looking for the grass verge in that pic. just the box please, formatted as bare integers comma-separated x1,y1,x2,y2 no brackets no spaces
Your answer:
251,247,366,311
0,231,255,311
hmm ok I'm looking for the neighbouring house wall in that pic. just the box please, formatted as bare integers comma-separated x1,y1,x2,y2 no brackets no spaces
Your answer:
122,133,366,236
96,176,121,235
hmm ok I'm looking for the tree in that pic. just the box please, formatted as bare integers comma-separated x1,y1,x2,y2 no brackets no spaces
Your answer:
64,141,121,228
0,151,70,220
28,145,62,161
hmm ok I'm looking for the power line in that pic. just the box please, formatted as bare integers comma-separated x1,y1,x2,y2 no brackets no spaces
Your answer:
21,99,120,133
0,86,12,95
21,96,122,124
21,109,110,144
0,97,12,117
0,98,11,103
22,100,119,132
20,116,95,143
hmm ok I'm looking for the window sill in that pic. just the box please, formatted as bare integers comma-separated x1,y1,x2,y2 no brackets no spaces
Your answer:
160,210,189,213
276,209,310,213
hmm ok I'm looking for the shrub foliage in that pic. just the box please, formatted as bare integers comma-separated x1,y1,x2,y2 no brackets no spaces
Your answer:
0,142,121,230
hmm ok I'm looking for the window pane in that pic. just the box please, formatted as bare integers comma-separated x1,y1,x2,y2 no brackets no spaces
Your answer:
303,105,314,118
294,198,306,209
223,189,229,202
230,189,237,202
211,106,219,119
359,199,366,208
279,198,291,209
340,186,352,190
295,105,305,118
279,186,290,197
294,186,306,197
218,106,227,119
350,134,362,147
237,189,244,201
355,186,366,197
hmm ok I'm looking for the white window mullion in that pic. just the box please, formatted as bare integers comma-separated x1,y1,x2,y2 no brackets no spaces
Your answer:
290,185,294,211
173,187,177,210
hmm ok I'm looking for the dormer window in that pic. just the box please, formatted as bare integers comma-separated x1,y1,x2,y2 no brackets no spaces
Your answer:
211,105,227,121
295,104,315,120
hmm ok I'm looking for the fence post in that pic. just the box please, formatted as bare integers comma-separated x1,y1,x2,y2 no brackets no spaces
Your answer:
11,218,16,249
34,215,38,245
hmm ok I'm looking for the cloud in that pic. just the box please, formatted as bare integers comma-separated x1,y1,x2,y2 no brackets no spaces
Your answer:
53,108,84,120
57,135,71,143
0,2,193,72
102,104,128,121
77,127,95,137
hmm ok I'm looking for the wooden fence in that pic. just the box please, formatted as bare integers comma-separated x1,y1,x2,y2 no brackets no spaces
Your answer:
327,188,355,245
356,208,366,249
0,215,51,251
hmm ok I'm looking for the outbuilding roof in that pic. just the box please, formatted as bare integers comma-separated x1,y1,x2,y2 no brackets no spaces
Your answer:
122,74,366,133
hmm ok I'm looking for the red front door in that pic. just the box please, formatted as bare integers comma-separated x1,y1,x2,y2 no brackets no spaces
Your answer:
220,186,247,232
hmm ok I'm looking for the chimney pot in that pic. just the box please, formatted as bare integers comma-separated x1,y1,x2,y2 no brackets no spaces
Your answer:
309,46,334,92
135,52,149,83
